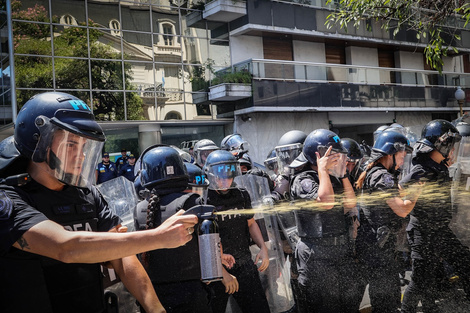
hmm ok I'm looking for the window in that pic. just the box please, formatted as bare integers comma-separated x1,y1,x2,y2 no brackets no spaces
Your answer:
60,14,77,26
162,22,174,46
109,19,121,37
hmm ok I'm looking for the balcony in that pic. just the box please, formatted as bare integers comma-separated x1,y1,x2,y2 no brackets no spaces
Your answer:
203,0,247,22
209,83,252,101
218,59,470,110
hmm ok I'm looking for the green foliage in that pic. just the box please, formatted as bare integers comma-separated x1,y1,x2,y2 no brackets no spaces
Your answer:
211,70,252,85
12,0,144,120
325,0,469,73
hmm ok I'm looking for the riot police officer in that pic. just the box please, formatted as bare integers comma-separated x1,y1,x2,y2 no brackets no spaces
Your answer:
290,129,357,313
134,145,213,313
401,119,470,313
204,150,271,313
0,92,197,313
355,130,416,313
193,139,219,168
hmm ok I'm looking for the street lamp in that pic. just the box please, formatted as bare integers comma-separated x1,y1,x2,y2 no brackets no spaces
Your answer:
455,86,465,116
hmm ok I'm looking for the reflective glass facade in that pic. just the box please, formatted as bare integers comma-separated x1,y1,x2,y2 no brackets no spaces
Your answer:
11,0,229,121
0,0,13,126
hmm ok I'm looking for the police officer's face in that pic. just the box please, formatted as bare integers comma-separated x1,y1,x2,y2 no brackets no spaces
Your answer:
50,131,87,175
394,151,406,170
215,177,233,191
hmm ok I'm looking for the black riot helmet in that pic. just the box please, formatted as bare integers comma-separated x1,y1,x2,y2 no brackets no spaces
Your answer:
14,92,105,188
418,119,461,158
184,161,209,187
220,133,249,159
303,129,348,165
203,150,242,190
194,139,219,168
277,130,307,146
238,154,253,173
341,138,364,161
139,145,189,191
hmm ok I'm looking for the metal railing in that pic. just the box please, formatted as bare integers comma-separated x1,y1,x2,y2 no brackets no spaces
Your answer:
226,59,470,89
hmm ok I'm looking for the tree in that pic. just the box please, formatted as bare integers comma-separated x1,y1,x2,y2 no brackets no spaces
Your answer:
325,0,470,73
12,0,145,120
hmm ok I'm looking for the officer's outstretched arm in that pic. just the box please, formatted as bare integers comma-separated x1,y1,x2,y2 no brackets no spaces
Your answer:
386,183,423,218
12,210,197,263
110,256,166,313
247,217,269,272
341,176,357,212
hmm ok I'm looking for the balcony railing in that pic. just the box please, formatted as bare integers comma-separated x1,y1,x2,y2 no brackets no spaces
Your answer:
226,59,470,88
217,59,470,109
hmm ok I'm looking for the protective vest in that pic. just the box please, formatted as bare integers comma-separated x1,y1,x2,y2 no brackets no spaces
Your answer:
292,170,347,239
361,165,402,232
1,181,105,313
139,192,202,284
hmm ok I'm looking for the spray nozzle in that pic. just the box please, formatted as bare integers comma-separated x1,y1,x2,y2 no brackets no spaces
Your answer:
183,204,216,221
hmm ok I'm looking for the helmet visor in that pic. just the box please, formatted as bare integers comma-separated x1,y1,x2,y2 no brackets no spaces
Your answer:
328,152,348,178
435,130,462,161
275,143,303,176
196,149,217,167
224,136,251,158
205,161,242,190
264,157,279,177
33,118,103,188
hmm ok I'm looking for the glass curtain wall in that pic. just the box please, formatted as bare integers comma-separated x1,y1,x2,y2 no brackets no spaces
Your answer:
11,0,229,121
0,0,13,125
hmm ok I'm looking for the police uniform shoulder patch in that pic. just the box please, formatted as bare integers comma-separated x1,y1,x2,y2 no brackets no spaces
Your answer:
382,173,394,188
300,179,313,193
0,190,13,221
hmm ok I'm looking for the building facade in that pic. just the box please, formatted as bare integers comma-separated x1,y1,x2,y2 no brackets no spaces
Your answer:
1,0,469,162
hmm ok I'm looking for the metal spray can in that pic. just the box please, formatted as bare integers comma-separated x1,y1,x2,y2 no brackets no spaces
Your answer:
198,212,223,283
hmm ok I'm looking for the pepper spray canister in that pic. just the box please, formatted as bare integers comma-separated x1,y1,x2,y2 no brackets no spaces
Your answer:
198,212,223,283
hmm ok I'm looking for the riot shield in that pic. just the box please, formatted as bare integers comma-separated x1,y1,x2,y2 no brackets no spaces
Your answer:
96,176,139,232
234,174,295,313
450,136,470,248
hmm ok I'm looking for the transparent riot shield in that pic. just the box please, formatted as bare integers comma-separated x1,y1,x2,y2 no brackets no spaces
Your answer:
96,176,139,232
234,174,295,313
450,136,470,248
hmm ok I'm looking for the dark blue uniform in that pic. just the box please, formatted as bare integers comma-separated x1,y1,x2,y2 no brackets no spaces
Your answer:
135,191,212,313
119,163,135,182
356,164,404,313
290,169,356,313
96,162,117,184
401,154,470,312
115,156,128,172
0,180,119,313
206,188,270,313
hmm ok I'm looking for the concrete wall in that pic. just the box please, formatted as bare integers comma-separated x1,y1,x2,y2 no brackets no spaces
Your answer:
230,35,263,65
293,41,326,80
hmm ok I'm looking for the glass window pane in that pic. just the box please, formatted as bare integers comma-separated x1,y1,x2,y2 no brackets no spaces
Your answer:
122,32,153,60
53,26,88,57
124,61,155,91
121,3,151,32
92,91,125,121
90,32,122,60
125,91,146,120
54,58,89,90
183,37,208,65
182,8,207,35
186,64,209,92
15,55,53,88
88,1,120,29
90,60,123,90
13,21,52,55
11,0,50,23
208,39,230,68
152,5,179,35
153,34,182,63
51,0,86,26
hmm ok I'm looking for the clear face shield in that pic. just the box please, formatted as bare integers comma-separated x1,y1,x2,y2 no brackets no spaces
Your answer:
457,137,470,175
346,157,364,179
205,161,242,190
225,136,251,159
196,149,217,167
33,117,104,188
264,156,279,179
275,143,303,177
317,146,348,178
435,131,462,166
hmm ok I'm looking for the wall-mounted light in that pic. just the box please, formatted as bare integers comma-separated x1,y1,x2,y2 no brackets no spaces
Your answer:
241,114,251,122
